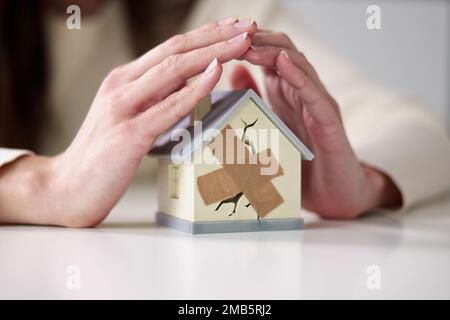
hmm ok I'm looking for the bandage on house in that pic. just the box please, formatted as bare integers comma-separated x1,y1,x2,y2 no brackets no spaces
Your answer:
149,89,314,234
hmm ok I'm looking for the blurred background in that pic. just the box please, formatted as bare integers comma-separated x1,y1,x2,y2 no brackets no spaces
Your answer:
282,0,450,129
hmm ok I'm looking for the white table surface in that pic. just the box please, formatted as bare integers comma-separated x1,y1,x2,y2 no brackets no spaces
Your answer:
1,182,449,299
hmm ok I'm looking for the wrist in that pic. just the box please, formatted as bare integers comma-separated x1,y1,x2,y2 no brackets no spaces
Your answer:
0,154,59,224
362,164,403,210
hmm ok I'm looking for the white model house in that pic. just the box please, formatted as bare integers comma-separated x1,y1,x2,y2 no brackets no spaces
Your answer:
149,89,314,233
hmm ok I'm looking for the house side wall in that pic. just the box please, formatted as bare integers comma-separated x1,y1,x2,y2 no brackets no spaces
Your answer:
193,98,301,222
157,159,194,221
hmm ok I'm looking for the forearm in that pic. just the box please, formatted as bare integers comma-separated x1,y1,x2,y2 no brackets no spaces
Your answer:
0,155,59,225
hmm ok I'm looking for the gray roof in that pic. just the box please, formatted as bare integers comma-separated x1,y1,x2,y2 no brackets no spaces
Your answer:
149,89,314,161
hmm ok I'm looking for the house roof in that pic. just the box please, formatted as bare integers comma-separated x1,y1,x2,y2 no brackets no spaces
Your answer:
149,89,314,161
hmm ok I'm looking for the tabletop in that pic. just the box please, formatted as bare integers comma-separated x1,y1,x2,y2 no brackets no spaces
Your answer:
1,182,449,299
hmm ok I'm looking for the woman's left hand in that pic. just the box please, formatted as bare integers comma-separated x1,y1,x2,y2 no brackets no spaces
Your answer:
229,30,402,219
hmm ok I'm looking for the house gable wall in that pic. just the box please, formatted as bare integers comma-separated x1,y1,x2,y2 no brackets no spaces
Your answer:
192,98,301,222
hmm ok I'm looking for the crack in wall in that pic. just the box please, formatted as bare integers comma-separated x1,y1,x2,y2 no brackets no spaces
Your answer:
214,117,259,219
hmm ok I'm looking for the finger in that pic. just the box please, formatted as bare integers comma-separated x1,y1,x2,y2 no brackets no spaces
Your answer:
251,31,296,50
260,68,300,132
272,99,310,145
262,65,277,77
128,18,257,80
242,45,281,68
228,64,261,96
276,51,338,126
266,76,295,125
243,46,326,93
127,32,251,112
255,28,274,33
137,58,222,140
265,75,311,145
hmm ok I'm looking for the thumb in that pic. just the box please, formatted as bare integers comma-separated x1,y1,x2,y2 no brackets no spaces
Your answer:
228,64,261,96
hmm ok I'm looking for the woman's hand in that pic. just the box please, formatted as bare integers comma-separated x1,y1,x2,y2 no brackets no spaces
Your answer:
230,30,402,219
0,18,257,227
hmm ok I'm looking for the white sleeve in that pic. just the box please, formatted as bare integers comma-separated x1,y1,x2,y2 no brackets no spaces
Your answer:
0,148,34,168
347,91,450,209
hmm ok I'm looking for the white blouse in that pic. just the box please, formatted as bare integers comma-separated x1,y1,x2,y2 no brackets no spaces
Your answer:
1,0,450,209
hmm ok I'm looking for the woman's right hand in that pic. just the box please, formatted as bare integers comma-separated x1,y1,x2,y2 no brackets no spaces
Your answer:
0,18,257,227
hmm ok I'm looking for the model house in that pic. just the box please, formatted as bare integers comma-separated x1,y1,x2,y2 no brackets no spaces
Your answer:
149,89,314,234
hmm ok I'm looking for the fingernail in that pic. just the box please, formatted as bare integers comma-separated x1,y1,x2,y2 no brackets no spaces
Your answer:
280,50,290,59
228,32,248,43
234,18,255,30
218,17,239,26
204,58,218,76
